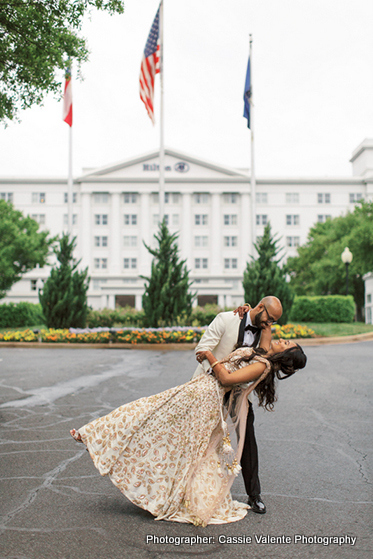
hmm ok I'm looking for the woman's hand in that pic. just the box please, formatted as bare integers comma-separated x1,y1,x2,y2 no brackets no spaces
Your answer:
233,304,250,319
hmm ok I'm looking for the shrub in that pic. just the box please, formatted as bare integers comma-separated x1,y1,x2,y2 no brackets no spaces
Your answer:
86,305,227,328
0,302,44,328
289,295,355,323
86,307,145,328
190,304,223,326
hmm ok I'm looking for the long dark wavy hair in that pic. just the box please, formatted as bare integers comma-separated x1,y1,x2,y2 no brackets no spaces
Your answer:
236,345,307,411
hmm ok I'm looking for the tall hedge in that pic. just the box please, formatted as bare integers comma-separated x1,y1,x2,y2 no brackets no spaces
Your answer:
39,234,90,328
289,295,355,323
0,302,44,328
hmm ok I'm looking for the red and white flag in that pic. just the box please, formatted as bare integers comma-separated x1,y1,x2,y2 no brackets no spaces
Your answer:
63,66,73,127
139,4,161,124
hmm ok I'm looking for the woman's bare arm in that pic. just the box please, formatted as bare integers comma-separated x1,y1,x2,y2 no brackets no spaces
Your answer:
195,350,267,387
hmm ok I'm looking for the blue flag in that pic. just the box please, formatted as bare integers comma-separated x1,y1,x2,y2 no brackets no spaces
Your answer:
243,56,251,128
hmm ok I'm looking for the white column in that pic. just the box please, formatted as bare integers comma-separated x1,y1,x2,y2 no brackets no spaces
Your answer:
109,192,121,275
366,180,373,202
139,192,151,275
108,294,115,309
80,192,91,270
135,293,142,310
181,193,192,267
240,192,251,271
210,193,221,275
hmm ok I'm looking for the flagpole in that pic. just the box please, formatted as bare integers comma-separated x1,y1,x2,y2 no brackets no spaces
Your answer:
68,123,73,233
159,0,165,222
249,34,256,256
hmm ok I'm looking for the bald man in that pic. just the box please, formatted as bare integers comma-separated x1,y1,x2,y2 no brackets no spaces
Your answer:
193,296,283,514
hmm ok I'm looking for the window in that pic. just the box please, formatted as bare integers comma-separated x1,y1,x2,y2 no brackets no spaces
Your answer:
0,192,13,202
224,236,238,247
367,294,371,303
63,214,78,226
223,214,237,226
194,236,208,247
124,214,137,225
64,192,78,203
286,193,299,204
123,258,137,269
256,192,268,204
31,280,37,291
349,193,363,204
92,192,108,204
195,258,208,269
194,193,209,204
318,193,331,204
223,193,238,204
94,214,108,225
31,214,46,225
124,193,138,204
152,192,180,204
224,258,238,269
286,236,300,247
123,236,137,247
94,258,107,269
195,214,208,225
152,214,178,226
165,192,180,204
32,192,45,204
153,214,169,225
286,215,300,226
94,236,108,247
256,215,268,226
317,214,331,223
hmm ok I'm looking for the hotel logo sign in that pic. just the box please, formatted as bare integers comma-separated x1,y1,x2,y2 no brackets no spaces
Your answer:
143,161,190,173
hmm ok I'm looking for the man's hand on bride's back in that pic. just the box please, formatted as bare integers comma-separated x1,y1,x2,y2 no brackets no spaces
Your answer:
196,350,213,363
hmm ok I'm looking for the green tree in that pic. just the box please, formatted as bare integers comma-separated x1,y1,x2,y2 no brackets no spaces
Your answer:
39,233,90,328
141,221,195,327
0,0,124,123
243,223,294,324
287,200,373,317
0,199,53,298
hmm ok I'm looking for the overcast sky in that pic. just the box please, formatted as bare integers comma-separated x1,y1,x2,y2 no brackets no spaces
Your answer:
1,0,372,179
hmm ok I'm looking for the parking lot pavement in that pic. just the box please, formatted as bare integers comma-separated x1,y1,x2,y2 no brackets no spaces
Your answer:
0,343,372,559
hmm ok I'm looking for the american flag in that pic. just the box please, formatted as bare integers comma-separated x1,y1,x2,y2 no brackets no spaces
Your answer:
139,4,161,124
63,66,73,127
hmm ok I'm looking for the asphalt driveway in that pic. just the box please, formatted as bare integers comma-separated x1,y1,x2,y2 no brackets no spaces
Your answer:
0,343,372,559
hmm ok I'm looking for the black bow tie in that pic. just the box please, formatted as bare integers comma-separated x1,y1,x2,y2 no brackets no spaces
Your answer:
245,324,259,334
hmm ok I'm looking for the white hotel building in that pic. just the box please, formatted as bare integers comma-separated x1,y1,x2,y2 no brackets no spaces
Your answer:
1,139,373,311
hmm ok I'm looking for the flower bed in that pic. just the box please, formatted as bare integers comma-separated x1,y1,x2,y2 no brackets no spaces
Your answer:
272,324,315,339
0,324,315,344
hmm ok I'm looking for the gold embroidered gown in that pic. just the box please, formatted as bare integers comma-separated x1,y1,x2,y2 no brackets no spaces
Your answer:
76,347,270,526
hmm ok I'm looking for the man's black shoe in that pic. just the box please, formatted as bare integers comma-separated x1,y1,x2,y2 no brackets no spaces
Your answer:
248,495,266,514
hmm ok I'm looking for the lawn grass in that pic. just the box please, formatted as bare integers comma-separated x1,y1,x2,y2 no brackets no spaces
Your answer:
299,322,373,337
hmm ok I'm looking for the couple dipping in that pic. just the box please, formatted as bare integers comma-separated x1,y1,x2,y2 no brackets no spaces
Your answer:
70,296,307,526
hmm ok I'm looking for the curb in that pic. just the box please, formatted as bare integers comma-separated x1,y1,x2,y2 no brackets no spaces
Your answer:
0,331,373,349
0,342,197,351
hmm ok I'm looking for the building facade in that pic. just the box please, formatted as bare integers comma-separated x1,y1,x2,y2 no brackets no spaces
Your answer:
1,140,373,309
